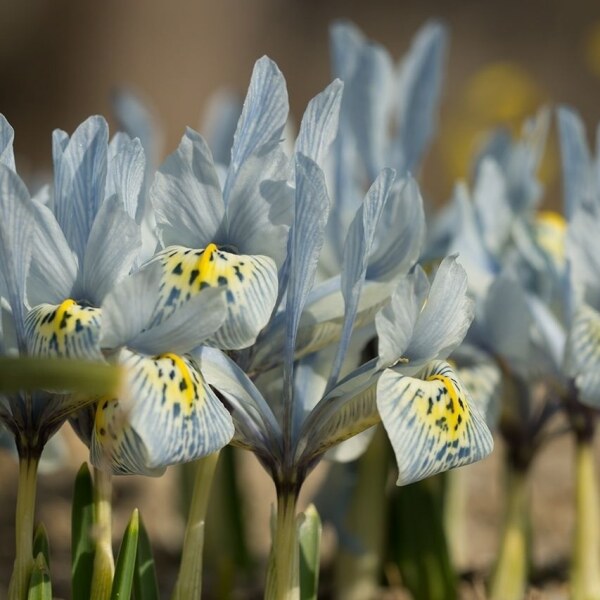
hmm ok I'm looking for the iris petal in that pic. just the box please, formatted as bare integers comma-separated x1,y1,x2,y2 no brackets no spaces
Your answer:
377,360,493,485
152,244,277,350
91,348,233,475
25,300,102,360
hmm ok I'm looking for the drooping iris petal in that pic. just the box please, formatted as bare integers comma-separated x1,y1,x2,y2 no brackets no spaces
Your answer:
152,244,277,350
24,300,102,360
565,303,600,407
377,360,493,485
91,348,234,475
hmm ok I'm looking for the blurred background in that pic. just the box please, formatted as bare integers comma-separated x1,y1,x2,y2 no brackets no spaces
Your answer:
2,1,600,598
2,0,600,201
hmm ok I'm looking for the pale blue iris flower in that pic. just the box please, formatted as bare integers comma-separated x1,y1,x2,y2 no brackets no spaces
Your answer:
191,142,492,490
559,107,600,407
0,115,98,453
23,116,145,361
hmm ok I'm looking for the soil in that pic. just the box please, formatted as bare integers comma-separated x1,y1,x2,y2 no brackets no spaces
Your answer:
0,424,595,599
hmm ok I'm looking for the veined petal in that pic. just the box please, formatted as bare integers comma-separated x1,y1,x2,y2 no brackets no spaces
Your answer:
283,154,331,408
565,303,600,407
452,346,502,428
0,165,35,352
252,278,394,372
27,200,78,306
151,128,223,248
327,168,395,389
406,257,474,365
53,116,109,262
106,133,145,221
221,145,292,268
100,263,163,349
79,194,141,306
194,346,281,459
375,267,429,369
224,56,289,200
295,79,344,169
151,244,278,349
132,287,227,355
91,348,233,475
201,90,243,166
377,360,493,485
25,300,102,360
366,177,425,282
0,114,15,170
295,360,381,468
345,39,394,180
391,21,447,174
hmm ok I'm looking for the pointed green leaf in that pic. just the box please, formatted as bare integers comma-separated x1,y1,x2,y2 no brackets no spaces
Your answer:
27,553,52,600
298,505,322,600
111,509,139,600
132,516,159,600
389,478,457,600
32,523,50,570
72,463,95,600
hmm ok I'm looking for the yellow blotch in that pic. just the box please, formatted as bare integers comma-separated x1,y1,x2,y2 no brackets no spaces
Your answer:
156,352,197,411
426,373,469,439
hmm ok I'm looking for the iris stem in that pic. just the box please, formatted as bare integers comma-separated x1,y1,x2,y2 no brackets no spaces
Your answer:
8,456,39,600
444,466,469,571
571,436,600,600
265,492,299,600
90,468,114,600
172,451,220,600
334,427,388,600
489,463,529,600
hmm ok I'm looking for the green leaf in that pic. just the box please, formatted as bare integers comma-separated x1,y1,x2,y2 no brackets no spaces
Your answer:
27,553,52,600
32,523,50,569
388,476,457,600
72,463,95,600
0,356,120,395
298,504,322,600
132,516,159,600
111,509,139,600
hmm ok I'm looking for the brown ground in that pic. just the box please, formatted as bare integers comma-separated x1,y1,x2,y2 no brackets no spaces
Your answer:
0,424,594,599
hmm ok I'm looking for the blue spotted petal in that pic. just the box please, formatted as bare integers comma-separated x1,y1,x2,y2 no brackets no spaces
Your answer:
150,244,278,350
53,116,109,262
377,360,493,485
0,164,35,353
91,348,234,475
223,56,288,200
391,21,447,175
27,201,78,306
151,128,223,249
0,114,15,170
24,300,103,360
565,303,600,407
